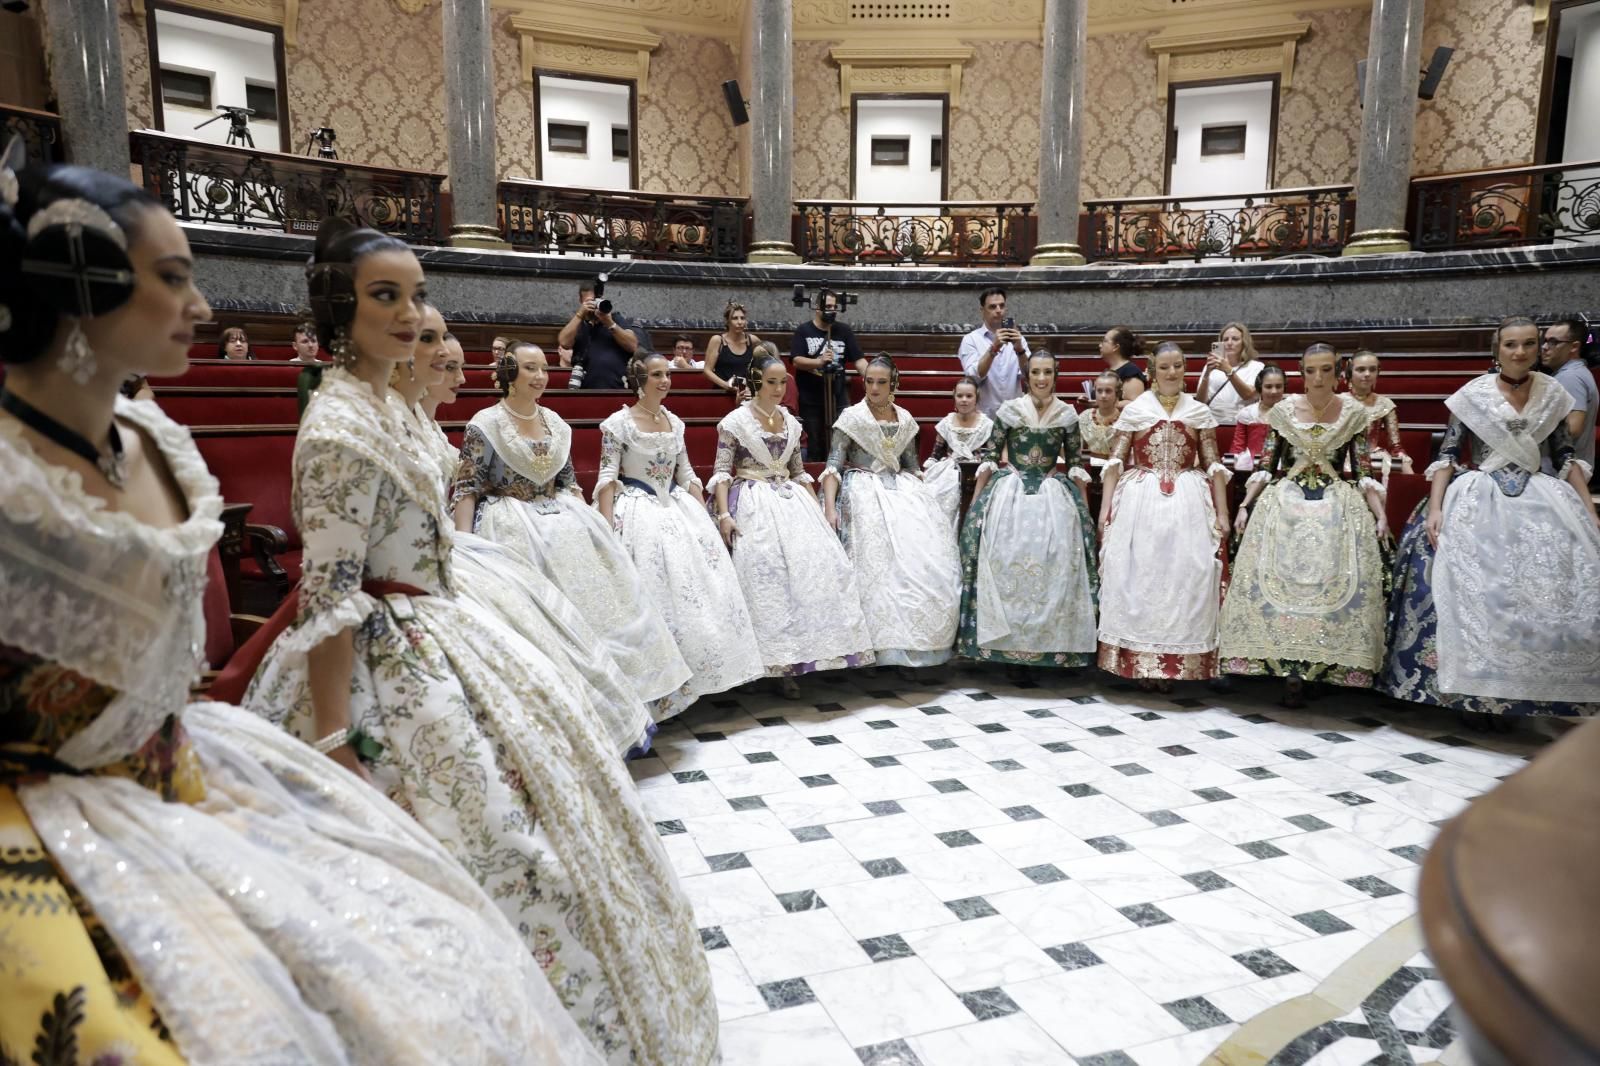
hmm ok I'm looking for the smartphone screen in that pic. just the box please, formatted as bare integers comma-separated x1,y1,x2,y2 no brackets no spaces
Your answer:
1004,317,1016,331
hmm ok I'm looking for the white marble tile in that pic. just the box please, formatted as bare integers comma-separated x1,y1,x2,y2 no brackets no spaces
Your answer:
1365,780,1473,824
1125,1023,1238,1066
1326,891,1418,936
680,868,787,927
1157,888,1313,955
1089,921,1260,1001
659,832,712,878
1220,855,1372,914
1141,752,1250,790
745,838,874,894
1430,743,1528,778
1273,928,1374,980
1005,966,1188,1057
1274,827,1418,880
898,843,1036,900
641,780,741,821
1400,759,1504,798
1303,1036,1387,1066
836,728,937,759
907,1013,1077,1066
706,944,772,1022
1226,785,1349,818
654,738,755,772
1117,822,1252,875
761,785,875,829
1176,798,1302,845
971,818,1101,867
702,760,808,798
893,745,1007,781
718,1002,862,1066
1033,793,1153,839
1064,734,1160,763
781,712,874,738
1058,851,1200,908
1379,862,1422,897
892,715,986,742
1391,978,1453,1031
681,810,799,855
956,770,1068,811
723,909,871,985
814,874,961,939
808,956,971,1047
1087,769,1213,813
902,914,1062,992
769,742,880,778
898,791,1013,834
1188,736,1293,769
1204,971,1319,1022
825,812,949,861
722,724,808,754
986,880,1136,947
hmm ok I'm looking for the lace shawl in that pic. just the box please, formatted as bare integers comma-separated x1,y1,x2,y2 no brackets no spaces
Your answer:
300,368,446,521
0,399,223,768
720,404,801,479
468,402,574,487
1444,372,1573,475
1112,391,1218,434
832,401,919,473
932,412,994,461
996,395,1078,432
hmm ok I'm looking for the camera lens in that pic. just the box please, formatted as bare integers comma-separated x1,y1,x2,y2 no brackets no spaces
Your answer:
598,299,613,315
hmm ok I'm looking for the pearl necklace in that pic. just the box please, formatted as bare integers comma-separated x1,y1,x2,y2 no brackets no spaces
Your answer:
636,403,669,428
501,399,542,422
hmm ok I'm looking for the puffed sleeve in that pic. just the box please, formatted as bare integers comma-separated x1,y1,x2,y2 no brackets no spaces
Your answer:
975,423,1001,479
1199,427,1229,479
1246,428,1282,488
450,423,491,507
788,438,812,484
898,432,922,474
926,431,951,469
1062,423,1091,486
1547,419,1590,481
821,428,851,486
554,454,583,498
1103,430,1132,478
1424,415,1470,480
1382,409,1406,459
1349,426,1385,495
707,426,737,492
673,432,703,493
281,439,382,652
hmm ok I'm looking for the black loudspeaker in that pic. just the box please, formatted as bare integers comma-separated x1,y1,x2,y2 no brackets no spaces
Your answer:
1419,46,1453,100
722,80,750,126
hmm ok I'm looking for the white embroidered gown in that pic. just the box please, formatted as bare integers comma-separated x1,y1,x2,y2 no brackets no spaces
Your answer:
922,411,995,528
0,396,602,1066
399,399,658,755
709,404,875,675
454,402,691,718
597,406,765,709
243,370,719,1066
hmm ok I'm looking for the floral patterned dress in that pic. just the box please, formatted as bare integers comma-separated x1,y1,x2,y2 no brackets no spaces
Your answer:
448,401,689,729
0,396,601,1066
824,402,962,666
956,397,1098,667
597,406,765,710
922,412,995,528
244,370,720,1066
1097,393,1229,680
708,404,874,676
1218,395,1387,686
1380,374,1600,716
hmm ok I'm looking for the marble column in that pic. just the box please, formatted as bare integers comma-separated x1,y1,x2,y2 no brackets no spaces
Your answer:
1343,0,1427,256
442,0,507,247
1029,0,1087,266
43,0,130,173
746,0,800,263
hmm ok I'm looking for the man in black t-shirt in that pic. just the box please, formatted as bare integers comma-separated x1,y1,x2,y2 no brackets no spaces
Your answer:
790,291,868,461
557,282,641,389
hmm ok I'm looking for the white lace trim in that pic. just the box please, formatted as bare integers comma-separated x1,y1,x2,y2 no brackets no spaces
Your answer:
279,591,380,653
1067,466,1092,485
1424,458,1462,480
705,471,732,492
1563,458,1595,482
1358,476,1386,496
1246,470,1273,488
976,460,998,478
1205,462,1232,480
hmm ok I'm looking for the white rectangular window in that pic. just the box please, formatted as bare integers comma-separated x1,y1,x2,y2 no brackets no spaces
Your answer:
150,8,285,151
537,74,634,190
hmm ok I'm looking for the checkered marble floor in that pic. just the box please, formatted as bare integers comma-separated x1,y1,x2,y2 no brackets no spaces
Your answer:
631,666,1546,1066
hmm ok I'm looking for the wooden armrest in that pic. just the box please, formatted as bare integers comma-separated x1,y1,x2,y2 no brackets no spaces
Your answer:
242,522,291,598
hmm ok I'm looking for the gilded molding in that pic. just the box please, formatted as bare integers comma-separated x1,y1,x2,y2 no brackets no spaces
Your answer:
508,10,663,92
793,0,1368,41
1532,0,1550,28
1147,16,1310,95
493,0,744,40
829,42,974,107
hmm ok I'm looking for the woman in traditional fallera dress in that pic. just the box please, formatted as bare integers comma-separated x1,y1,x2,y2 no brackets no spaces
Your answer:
710,351,875,696
596,353,766,709
1344,349,1413,477
0,165,598,1064
1219,343,1391,707
822,355,963,667
923,375,996,527
453,342,692,726
1381,317,1600,723
957,350,1098,669
241,224,719,1066
1097,342,1232,689
1079,370,1121,460
1229,362,1287,464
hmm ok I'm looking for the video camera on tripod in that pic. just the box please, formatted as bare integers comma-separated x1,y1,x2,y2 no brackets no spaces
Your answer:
194,105,257,148
792,285,859,373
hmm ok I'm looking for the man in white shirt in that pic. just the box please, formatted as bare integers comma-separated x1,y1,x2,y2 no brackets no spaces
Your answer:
958,287,1030,416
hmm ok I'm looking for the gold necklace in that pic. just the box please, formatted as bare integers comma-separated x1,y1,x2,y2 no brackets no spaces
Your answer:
636,402,669,427
1306,393,1341,423
1157,392,1180,413
753,402,784,431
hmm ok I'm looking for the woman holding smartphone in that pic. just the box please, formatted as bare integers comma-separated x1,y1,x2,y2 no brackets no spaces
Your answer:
1197,321,1264,425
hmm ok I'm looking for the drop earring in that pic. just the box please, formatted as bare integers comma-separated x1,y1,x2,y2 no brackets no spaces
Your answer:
57,319,97,385
330,328,357,369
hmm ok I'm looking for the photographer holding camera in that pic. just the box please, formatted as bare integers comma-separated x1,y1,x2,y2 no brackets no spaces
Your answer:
958,287,1030,417
557,276,640,389
790,289,867,461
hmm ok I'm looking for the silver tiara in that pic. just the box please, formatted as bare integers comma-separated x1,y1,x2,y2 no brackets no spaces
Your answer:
26,198,128,250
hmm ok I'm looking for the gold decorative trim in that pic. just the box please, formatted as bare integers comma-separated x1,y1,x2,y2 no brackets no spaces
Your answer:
1147,16,1310,96
509,10,662,93
829,43,973,108
130,0,299,44
493,0,744,41
1532,0,1551,29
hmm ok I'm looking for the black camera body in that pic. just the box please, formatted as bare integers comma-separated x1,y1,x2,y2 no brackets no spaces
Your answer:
592,275,613,317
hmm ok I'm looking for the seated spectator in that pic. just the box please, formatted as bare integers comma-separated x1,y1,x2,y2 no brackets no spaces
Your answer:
289,321,322,363
671,334,704,370
1230,361,1286,467
217,325,251,360
491,335,510,364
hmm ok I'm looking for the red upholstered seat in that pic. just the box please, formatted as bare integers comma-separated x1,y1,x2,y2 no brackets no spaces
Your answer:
202,546,235,669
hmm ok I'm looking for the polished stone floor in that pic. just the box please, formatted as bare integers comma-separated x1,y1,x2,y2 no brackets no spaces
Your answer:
631,666,1546,1066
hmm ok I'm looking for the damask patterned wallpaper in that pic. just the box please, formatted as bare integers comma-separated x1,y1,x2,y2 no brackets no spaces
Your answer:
1413,0,1543,174
119,9,154,130
636,32,741,195
948,40,1043,201
1274,7,1367,187
793,39,850,199
1081,29,1166,200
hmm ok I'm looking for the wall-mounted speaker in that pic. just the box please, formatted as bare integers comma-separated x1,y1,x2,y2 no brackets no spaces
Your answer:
722,80,749,127
1419,46,1453,100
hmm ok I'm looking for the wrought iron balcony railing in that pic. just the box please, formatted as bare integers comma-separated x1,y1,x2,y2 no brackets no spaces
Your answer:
497,180,748,261
130,130,445,243
1409,159,1600,252
795,201,1035,266
1082,185,1356,264
1,104,64,167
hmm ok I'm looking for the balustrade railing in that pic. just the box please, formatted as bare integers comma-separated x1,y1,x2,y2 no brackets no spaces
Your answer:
1409,159,1600,251
2,104,64,166
130,130,445,242
1083,185,1356,263
497,180,747,261
795,201,1034,266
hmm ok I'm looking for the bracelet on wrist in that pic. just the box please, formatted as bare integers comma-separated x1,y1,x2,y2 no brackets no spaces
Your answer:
313,727,350,754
